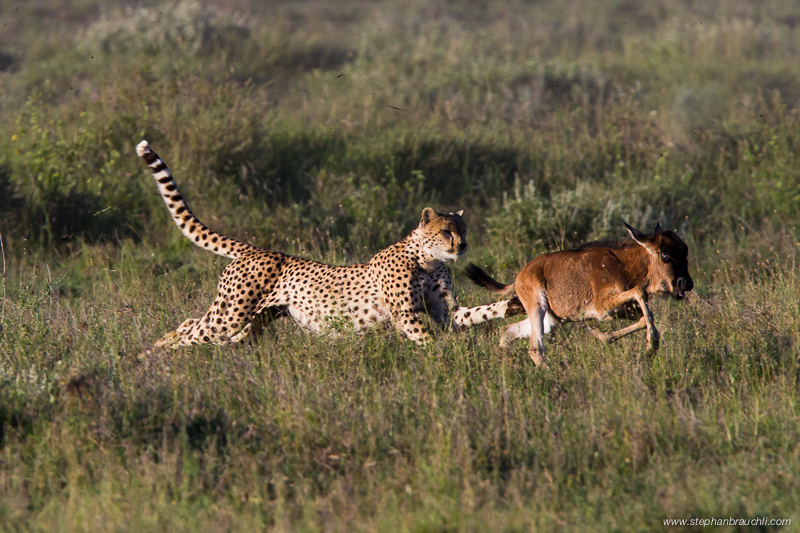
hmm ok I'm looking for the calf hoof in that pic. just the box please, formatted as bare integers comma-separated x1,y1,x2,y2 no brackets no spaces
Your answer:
590,328,613,344
647,329,661,353
529,350,548,367
505,297,526,317
647,337,661,353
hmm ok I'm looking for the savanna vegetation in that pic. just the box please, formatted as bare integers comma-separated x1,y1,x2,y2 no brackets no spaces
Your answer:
1,0,799,530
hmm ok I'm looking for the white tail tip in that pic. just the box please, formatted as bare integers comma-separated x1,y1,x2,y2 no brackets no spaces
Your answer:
136,140,150,157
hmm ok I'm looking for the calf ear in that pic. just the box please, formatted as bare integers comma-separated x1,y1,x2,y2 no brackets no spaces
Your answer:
624,222,647,242
625,222,659,255
420,207,438,226
455,209,464,217
653,222,664,235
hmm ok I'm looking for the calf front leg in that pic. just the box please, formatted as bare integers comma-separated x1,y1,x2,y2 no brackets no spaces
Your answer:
590,316,647,344
595,287,660,352
635,293,660,352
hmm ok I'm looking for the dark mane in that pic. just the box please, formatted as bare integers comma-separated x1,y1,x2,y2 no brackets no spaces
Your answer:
573,238,637,251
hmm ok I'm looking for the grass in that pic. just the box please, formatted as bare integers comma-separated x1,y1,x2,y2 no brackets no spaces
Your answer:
2,245,799,531
1,0,800,530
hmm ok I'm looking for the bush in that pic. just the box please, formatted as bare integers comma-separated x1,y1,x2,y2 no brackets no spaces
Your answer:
3,95,139,246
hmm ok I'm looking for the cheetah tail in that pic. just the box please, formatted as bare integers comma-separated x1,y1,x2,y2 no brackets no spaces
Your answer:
136,140,255,260
464,262,517,298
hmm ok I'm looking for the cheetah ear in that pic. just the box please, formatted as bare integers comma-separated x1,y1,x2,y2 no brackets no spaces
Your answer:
420,207,438,226
455,209,464,217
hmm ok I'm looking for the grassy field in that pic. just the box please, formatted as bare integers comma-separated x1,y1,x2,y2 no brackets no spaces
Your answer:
1,0,800,530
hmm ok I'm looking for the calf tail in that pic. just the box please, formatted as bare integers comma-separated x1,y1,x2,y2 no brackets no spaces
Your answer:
464,263,517,298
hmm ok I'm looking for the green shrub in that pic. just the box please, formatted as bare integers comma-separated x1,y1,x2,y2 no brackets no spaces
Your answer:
4,95,139,246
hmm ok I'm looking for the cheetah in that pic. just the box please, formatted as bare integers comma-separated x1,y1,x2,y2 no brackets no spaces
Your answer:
136,140,520,348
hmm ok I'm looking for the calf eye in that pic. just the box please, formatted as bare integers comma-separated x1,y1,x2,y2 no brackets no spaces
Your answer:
442,230,452,239
660,252,671,262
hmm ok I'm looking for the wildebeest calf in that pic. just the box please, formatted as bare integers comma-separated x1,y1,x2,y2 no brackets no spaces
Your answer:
466,223,694,366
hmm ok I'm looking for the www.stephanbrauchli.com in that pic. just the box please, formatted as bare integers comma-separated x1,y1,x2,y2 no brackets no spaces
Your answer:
664,517,790,527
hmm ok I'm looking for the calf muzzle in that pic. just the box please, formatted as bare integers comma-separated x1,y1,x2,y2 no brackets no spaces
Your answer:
673,277,694,299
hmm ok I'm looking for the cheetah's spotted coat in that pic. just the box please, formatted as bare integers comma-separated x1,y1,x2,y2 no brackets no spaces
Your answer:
137,140,518,347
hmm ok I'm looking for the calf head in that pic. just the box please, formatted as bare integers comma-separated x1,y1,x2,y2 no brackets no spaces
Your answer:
625,222,694,300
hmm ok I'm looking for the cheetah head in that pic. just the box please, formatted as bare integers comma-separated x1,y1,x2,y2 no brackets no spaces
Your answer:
417,207,468,261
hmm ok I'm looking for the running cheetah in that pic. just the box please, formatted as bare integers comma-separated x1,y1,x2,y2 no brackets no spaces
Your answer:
137,141,520,348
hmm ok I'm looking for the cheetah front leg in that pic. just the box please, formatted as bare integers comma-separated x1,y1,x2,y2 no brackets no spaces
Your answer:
452,296,526,329
428,264,511,333
380,269,433,345
426,268,459,328
393,309,432,345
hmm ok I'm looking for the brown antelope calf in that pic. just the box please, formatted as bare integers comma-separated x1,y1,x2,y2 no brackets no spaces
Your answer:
466,223,693,366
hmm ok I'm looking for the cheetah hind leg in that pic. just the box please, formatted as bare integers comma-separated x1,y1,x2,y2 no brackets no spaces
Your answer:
155,316,242,348
153,318,201,349
154,321,248,349
227,323,253,344
228,306,286,344
153,302,286,349
146,313,248,352
176,318,199,333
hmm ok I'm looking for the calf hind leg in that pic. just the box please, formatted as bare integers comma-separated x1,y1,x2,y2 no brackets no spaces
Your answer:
526,304,548,367
516,289,549,367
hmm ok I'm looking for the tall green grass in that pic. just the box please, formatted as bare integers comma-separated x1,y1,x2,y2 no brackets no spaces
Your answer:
1,244,798,531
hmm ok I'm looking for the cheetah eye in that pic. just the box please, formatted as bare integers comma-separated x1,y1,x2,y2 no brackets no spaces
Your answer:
441,229,452,239
660,252,671,263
